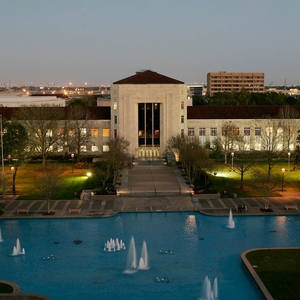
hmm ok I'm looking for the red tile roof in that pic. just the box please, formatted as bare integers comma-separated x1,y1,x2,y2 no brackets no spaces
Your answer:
113,70,184,84
0,106,111,121
187,106,300,119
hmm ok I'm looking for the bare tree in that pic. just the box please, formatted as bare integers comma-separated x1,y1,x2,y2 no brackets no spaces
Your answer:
14,105,65,170
3,121,30,193
219,121,243,164
233,151,255,189
278,106,300,152
254,118,285,180
67,106,92,162
93,160,113,187
103,137,130,184
251,170,280,210
35,163,65,214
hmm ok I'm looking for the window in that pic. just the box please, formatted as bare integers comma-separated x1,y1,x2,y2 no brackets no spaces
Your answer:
69,129,75,137
102,128,110,137
210,128,217,136
91,144,98,152
233,127,239,135
255,127,261,136
103,145,109,152
57,128,64,136
80,128,87,136
181,101,184,109
80,145,87,152
199,128,206,136
114,116,117,124
46,129,52,137
114,129,117,138
188,128,194,136
181,115,184,123
114,101,117,110
266,127,272,137
244,127,250,136
91,128,98,137
57,145,63,152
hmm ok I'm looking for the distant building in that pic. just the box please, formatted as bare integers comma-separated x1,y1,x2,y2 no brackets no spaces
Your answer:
207,71,264,95
186,84,203,97
0,96,66,107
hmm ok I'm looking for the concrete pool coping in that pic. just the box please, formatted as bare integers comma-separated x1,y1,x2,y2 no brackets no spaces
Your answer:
1,193,300,219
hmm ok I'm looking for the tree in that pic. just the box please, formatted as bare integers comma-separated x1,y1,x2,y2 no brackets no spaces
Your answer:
14,105,65,169
219,121,243,164
93,160,113,187
3,121,30,192
278,106,300,152
67,106,92,162
35,163,65,214
166,134,189,162
254,118,285,180
251,170,280,210
167,135,212,185
103,137,130,184
233,150,255,189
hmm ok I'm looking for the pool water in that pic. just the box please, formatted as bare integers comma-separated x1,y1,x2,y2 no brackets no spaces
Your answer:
0,213,299,300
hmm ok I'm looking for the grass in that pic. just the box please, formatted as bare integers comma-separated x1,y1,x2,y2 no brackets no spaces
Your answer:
246,249,300,300
210,160,300,197
5,162,92,200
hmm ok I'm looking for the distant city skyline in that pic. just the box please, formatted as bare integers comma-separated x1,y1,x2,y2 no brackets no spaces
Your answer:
1,0,300,87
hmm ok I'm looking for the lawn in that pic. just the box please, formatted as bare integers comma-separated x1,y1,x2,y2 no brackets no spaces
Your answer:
4,162,93,200
246,249,300,300
210,160,300,197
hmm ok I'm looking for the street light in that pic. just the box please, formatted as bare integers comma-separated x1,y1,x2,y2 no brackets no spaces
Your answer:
71,153,74,173
11,166,15,192
231,152,234,172
281,168,285,191
8,155,11,166
0,115,5,199
288,152,291,171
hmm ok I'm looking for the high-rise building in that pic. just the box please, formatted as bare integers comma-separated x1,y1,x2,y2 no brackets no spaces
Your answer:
207,71,264,95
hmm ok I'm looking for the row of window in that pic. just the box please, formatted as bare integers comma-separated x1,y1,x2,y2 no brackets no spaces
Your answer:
187,127,262,137
54,144,109,153
44,128,110,137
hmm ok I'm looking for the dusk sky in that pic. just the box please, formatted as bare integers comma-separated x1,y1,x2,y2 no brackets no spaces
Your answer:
1,0,299,87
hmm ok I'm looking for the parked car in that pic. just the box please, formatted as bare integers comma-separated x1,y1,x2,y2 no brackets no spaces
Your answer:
193,188,206,194
105,187,117,195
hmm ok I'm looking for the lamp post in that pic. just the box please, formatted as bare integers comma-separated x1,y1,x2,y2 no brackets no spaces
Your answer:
0,115,5,199
10,166,15,192
231,152,234,172
71,153,74,173
281,168,285,191
288,152,291,171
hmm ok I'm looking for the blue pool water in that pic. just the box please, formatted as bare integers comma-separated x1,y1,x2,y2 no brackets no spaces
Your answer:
0,213,299,300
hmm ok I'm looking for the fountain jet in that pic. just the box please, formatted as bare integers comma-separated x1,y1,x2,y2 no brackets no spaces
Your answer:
227,209,235,229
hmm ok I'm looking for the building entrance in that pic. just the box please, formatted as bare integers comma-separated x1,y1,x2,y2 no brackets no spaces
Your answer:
138,103,160,147
137,148,160,158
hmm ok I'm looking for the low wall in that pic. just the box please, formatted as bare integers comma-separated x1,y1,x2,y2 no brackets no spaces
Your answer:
195,193,220,199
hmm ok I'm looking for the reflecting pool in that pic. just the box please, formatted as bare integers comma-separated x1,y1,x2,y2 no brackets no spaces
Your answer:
0,213,299,300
